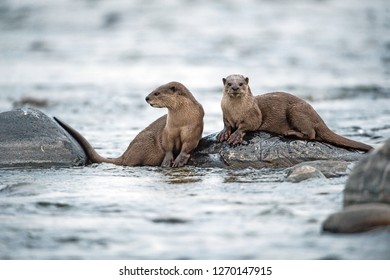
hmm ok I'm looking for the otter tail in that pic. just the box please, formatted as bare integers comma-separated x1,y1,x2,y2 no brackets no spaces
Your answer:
54,117,117,164
316,125,373,152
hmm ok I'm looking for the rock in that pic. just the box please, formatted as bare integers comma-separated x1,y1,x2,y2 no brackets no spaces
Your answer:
189,132,365,169
322,203,390,233
286,159,353,182
286,165,325,183
288,160,352,178
344,139,390,206
322,139,390,233
0,107,87,168
0,108,366,170
13,97,49,108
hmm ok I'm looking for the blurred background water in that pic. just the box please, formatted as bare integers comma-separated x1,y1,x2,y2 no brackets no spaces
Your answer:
0,0,389,259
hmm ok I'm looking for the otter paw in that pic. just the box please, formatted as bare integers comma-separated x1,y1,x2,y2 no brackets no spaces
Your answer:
227,132,243,145
161,159,172,167
217,129,231,142
172,153,190,167
161,154,174,167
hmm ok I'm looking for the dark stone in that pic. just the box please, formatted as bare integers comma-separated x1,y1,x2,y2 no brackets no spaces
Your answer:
322,139,390,233
0,107,87,168
344,139,390,206
189,132,365,169
322,203,390,233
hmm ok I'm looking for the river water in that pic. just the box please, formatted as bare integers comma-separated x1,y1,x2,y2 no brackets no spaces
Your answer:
0,0,390,259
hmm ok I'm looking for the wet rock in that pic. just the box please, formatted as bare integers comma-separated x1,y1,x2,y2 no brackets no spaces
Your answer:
13,97,49,108
189,132,365,169
322,203,390,233
0,107,87,168
344,139,390,206
0,108,366,170
286,165,325,183
287,160,352,178
322,139,390,233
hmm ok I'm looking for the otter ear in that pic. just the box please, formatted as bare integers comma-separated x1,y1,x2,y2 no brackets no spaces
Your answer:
245,77,249,84
170,85,176,92
222,78,227,85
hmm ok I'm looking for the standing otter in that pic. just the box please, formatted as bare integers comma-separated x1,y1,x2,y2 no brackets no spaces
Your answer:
217,74,373,152
55,81,204,167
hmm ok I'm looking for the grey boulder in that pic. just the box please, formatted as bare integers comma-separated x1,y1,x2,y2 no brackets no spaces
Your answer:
0,107,87,168
189,132,365,169
322,139,390,233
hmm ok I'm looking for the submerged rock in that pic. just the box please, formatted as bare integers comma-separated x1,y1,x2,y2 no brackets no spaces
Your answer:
189,132,365,169
322,139,390,233
0,107,87,168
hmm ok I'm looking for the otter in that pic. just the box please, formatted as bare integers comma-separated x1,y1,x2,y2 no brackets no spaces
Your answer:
55,81,204,167
217,74,373,152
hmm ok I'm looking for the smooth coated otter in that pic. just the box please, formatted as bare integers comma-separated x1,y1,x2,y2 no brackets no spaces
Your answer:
55,82,204,167
217,74,373,152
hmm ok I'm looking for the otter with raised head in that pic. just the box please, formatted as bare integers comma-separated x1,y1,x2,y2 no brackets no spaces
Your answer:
217,74,373,152
55,81,204,167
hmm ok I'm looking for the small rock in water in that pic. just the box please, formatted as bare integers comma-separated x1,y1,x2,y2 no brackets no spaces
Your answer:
286,165,325,183
322,203,390,233
289,160,352,178
13,97,49,108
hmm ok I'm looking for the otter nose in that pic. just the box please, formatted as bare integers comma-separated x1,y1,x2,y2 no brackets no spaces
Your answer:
145,96,150,102
232,86,239,91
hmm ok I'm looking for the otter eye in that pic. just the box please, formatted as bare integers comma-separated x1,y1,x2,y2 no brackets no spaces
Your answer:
170,86,176,92
227,83,232,87
239,83,243,86
154,92,160,96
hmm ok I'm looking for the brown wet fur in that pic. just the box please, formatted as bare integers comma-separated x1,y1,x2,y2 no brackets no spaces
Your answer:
146,81,204,167
217,74,373,152
55,81,204,167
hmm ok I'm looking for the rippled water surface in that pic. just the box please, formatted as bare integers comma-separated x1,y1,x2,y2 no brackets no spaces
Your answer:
0,0,390,259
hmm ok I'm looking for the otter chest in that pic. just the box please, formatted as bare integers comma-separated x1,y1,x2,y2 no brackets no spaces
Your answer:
223,98,256,127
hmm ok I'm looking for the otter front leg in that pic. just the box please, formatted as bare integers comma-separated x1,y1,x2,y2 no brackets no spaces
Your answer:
172,152,190,167
217,123,232,142
161,131,175,167
161,151,174,167
172,141,198,167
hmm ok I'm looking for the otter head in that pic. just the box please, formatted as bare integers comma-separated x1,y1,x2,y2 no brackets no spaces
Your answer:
145,81,191,110
223,74,250,98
